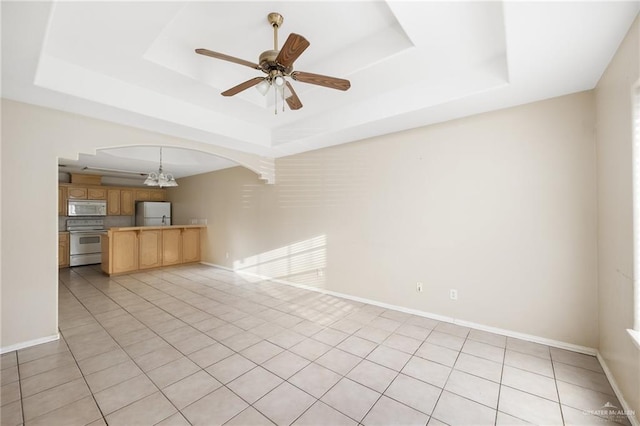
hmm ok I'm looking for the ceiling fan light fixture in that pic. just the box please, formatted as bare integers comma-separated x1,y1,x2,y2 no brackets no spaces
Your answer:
274,75,285,87
256,79,271,96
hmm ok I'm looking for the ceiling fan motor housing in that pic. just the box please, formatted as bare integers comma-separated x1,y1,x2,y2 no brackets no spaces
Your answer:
259,50,292,74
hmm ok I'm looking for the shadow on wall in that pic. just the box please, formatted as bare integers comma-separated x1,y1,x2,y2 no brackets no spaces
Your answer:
233,235,327,287
240,151,370,209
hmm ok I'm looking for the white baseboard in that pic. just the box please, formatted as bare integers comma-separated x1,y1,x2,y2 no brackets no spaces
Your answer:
596,352,639,426
0,333,60,355
204,263,597,355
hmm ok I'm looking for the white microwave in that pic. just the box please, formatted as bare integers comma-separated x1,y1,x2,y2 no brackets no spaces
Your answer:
68,200,107,216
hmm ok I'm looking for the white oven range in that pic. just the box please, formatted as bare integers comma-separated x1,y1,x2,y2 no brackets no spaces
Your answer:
66,219,105,266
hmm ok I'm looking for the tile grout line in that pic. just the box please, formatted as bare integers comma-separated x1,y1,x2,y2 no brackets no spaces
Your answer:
60,270,133,425
77,266,357,425
228,312,413,424
549,346,567,425
60,269,182,424
247,315,386,424
60,267,356,425
41,265,623,426
23,282,106,423
79,268,260,423
16,350,26,426
494,338,507,426
427,329,470,425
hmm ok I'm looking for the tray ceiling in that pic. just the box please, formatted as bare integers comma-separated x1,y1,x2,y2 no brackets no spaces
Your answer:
2,1,638,177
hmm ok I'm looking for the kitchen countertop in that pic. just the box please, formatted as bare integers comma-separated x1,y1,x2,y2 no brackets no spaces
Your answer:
106,224,206,232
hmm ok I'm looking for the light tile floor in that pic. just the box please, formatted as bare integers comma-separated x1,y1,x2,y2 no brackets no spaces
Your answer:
0,264,633,426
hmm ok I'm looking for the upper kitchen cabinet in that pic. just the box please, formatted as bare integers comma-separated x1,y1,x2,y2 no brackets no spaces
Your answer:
87,187,107,200
67,187,88,199
107,188,135,216
60,182,166,216
121,189,134,215
151,190,166,201
107,189,121,215
70,173,101,186
135,189,167,202
67,185,106,200
135,189,151,201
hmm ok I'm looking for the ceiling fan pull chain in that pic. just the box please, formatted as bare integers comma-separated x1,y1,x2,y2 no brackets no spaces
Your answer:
274,84,278,115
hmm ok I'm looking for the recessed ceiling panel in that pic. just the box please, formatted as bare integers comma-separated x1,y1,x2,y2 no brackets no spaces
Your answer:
144,2,413,108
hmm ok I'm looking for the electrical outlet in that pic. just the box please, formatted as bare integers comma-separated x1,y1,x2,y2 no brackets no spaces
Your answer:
416,282,423,293
449,289,458,300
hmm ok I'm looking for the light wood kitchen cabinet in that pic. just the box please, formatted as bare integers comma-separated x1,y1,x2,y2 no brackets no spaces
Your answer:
58,232,69,268
58,186,67,216
60,183,167,217
107,189,134,216
106,230,138,275
162,228,182,266
67,187,88,199
135,189,151,201
87,187,107,200
151,190,166,201
182,228,201,263
102,226,204,275
70,174,101,186
134,188,166,202
139,230,163,269
121,189,134,216
107,189,121,215
107,188,135,216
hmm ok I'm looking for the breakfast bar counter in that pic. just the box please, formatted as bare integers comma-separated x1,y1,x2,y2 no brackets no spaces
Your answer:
101,225,206,276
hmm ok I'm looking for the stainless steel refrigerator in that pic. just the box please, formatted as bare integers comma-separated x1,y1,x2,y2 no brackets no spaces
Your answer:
135,201,172,226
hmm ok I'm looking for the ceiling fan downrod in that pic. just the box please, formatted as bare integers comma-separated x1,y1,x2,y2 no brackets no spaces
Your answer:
268,13,284,51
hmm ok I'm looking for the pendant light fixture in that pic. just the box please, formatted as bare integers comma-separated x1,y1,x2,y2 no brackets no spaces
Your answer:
144,147,178,187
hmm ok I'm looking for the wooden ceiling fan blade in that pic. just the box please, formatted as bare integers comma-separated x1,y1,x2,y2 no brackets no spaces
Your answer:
284,81,303,110
275,33,310,69
221,77,265,97
291,71,350,91
195,48,260,70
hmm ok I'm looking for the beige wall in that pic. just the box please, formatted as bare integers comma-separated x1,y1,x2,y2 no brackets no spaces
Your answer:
171,91,599,348
1,103,60,350
595,15,640,416
1,17,636,411
0,100,268,351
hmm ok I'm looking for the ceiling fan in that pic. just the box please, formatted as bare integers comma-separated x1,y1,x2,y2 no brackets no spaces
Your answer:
195,12,351,113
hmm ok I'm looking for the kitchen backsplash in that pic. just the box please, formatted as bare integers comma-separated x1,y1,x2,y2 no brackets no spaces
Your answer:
59,215,134,231
104,216,135,228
